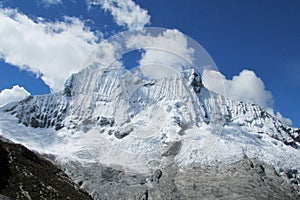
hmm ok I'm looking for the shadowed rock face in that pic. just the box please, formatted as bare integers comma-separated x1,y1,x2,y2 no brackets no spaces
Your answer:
0,144,10,191
0,138,92,200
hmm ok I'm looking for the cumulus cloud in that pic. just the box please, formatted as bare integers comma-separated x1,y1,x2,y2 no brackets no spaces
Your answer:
125,29,195,78
0,85,30,107
203,69,292,125
203,69,273,108
89,0,150,30
0,8,100,91
127,29,194,64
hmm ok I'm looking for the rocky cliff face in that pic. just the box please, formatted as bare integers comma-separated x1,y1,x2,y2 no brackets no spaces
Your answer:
3,93,68,130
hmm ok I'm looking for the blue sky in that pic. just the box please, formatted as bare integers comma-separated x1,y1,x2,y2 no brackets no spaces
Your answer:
0,0,299,127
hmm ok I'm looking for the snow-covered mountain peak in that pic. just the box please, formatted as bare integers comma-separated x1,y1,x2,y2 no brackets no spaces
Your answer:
1,60,299,176
62,62,206,127
1,27,299,198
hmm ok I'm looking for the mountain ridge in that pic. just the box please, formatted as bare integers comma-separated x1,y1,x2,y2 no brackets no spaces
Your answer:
0,63,299,199
3,66,299,149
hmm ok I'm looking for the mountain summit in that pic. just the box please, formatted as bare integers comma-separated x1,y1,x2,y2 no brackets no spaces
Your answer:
0,60,299,199
0,25,299,198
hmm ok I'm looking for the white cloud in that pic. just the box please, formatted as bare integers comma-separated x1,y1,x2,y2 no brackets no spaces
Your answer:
203,69,292,125
203,69,273,108
273,112,292,126
41,0,62,7
0,8,100,91
130,29,194,64
0,85,30,107
201,69,227,96
82,39,121,70
89,0,150,30
266,109,292,126
125,29,195,78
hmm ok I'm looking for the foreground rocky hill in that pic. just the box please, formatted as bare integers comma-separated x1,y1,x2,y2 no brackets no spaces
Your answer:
0,137,92,200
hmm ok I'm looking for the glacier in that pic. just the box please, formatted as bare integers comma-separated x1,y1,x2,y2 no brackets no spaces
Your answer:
0,62,299,172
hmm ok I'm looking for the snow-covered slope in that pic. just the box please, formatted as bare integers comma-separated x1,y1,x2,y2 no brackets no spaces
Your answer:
0,62,299,197
3,62,299,148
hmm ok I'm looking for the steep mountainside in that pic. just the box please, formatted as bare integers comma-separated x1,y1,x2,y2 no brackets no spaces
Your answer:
0,62,299,199
3,66,299,150
0,137,92,200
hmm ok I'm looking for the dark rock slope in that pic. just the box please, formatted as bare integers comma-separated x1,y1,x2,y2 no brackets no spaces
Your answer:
0,137,92,200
